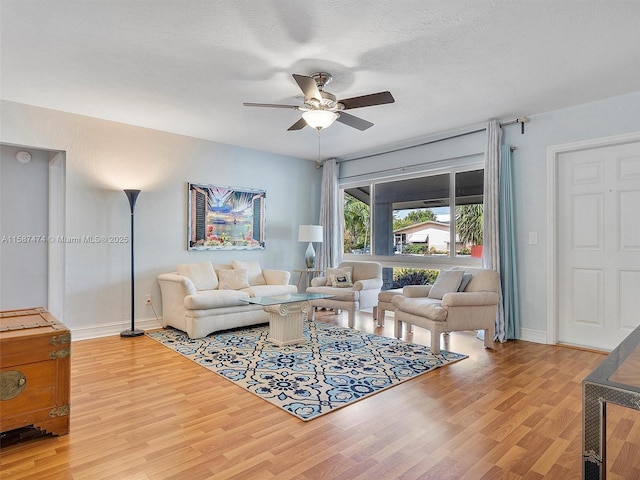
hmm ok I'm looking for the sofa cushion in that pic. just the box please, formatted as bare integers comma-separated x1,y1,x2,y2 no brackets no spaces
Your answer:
458,273,473,292
184,289,250,309
218,268,250,290
342,261,382,283
465,269,500,293
307,285,359,301
177,261,218,291
231,260,266,286
241,284,297,298
393,296,448,321
428,269,465,300
213,264,233,271
325,266,353,286
262,269,291,286
378,288,403,303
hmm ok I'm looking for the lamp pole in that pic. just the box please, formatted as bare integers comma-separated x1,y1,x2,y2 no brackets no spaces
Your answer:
121,189,143,337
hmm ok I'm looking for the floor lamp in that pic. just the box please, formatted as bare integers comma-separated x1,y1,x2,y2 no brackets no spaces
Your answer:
121,189,143,337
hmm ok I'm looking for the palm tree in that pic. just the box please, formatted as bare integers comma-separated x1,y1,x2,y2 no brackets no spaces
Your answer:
456,204,483,246
344,194,370,251
393,209,437,230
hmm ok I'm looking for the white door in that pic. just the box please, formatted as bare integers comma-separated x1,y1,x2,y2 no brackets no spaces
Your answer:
557,139,640,350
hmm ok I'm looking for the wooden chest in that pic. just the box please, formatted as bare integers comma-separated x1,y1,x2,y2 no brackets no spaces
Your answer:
0,307,70,436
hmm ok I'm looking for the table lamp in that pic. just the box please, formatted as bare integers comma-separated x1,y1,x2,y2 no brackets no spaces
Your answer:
298,225,323,269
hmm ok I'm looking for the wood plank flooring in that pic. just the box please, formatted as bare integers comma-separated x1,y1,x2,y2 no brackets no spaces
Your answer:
1,311,639,479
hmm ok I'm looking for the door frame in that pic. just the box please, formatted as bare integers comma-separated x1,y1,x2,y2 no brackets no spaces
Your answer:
546,131,640,345
48,151,66,321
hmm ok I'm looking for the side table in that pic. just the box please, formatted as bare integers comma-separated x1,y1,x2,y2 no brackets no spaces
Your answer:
294,269,322,291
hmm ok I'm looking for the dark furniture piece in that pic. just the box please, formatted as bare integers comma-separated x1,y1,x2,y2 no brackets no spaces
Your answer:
583,325,640,479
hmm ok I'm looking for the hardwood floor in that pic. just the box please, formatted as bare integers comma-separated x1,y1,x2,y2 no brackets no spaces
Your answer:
1,311,639,479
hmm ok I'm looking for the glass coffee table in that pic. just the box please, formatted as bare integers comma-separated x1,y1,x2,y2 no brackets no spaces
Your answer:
241,293,333,346
582,325,640,479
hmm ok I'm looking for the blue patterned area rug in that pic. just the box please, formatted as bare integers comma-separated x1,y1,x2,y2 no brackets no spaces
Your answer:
147,321,467,421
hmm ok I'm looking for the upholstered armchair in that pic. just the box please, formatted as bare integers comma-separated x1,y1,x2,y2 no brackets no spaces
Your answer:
306,261,383,328
391,267,500,353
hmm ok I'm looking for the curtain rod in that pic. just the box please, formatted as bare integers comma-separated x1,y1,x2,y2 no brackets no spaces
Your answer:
335,116,528,164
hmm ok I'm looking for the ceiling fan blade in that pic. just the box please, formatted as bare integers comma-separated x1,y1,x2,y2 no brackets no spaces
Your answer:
243,102,299,109
339,91,395,110
287,117,308,131
292,74,321,102
336,112,374,131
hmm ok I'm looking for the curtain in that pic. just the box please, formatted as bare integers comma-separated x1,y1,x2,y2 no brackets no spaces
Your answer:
499,145,520,339
482,119,505,341
317,159,343,271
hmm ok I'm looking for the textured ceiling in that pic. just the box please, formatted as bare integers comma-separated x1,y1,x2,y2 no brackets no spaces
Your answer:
1,1,639,161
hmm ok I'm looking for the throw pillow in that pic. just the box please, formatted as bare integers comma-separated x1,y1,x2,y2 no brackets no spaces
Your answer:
458,273,473,292
325,266,353,286
177,261,218,290
218,268,250,290
231,260,266,286
427,269,465,300
330,271,353,288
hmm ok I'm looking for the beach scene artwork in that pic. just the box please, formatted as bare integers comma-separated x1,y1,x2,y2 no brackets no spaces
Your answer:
188,183,265,251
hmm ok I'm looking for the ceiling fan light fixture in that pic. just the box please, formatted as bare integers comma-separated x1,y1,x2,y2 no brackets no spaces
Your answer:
302,110,338,130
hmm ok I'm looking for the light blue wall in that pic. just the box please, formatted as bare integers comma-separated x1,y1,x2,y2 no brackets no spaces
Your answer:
339,129,485,182
0,100,322,337
503,91,640,340
2,91,639,342
0,145,49,308
340,91,640,342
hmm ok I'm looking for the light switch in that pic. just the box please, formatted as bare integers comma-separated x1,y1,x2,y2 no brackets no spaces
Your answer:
529,232,538,245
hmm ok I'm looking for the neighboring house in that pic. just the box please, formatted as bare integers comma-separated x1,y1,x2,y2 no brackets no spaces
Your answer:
393,221,464,253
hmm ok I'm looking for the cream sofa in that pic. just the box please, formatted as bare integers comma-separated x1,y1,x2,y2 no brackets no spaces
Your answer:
391,267,500,353
157,260,297,338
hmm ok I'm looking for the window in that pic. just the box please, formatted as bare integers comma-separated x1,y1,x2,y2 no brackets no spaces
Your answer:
344,189,371,254
343,166,484,262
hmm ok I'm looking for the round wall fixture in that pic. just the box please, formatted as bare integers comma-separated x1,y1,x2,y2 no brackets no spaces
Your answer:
16,151,32,164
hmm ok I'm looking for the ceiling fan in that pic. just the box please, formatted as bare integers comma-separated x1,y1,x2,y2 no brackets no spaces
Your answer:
243,72,395,131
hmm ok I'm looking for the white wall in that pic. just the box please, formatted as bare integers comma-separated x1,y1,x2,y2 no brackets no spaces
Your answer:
0,100,321,339
0,145,49,309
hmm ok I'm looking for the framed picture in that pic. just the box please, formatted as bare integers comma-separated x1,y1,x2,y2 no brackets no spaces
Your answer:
188,182,265,251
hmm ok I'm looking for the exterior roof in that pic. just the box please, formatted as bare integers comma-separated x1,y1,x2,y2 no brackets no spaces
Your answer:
393,221,450,234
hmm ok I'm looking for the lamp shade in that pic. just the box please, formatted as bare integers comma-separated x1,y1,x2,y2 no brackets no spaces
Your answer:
124,189,141,213
298,225,323,243
302,110,338,130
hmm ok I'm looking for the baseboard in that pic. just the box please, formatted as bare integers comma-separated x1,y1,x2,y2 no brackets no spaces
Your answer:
69,318,550,345
518,327,547,345
70,316,164,341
